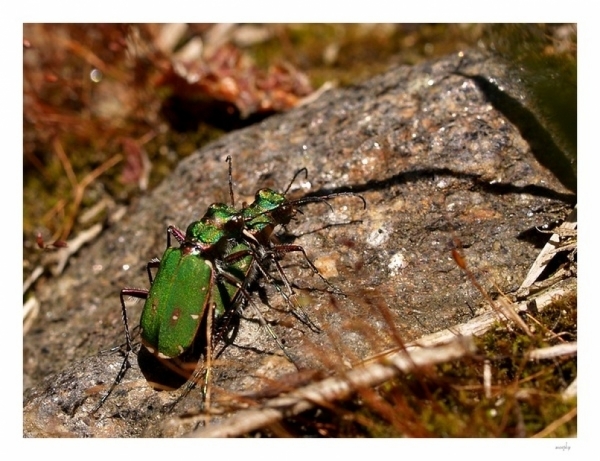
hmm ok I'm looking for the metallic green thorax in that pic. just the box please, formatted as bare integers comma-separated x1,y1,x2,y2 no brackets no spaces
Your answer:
242,189,293,238
186,203,244,251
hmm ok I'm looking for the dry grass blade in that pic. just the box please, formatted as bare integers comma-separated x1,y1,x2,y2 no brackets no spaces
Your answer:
406,278,575,349
23,297,41,335
532,406,577,438
519,206,577,292
452,240,534,338
562,378,577,401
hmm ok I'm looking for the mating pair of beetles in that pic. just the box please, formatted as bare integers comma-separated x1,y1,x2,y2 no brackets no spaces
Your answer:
94,156,365,412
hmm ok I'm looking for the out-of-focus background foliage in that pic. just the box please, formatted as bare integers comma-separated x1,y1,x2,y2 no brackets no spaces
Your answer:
23,23,576,284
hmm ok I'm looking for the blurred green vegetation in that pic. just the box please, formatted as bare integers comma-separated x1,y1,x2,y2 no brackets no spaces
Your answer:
24,24,491,277
23,24,576,276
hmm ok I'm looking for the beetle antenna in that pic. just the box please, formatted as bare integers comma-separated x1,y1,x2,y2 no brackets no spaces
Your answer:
291,192,367,210
283,167,308,195
226,155,235,207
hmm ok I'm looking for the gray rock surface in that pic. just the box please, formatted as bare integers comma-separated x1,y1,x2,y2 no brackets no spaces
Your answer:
23,50,575,437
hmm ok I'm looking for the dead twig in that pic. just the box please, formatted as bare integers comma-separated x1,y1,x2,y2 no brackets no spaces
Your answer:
526,342,577,361
48,223,104,276
185,336,476,437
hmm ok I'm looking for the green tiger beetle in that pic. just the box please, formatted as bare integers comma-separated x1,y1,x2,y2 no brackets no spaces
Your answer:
237,169,366,331
87,205,280,413
168,158,366,410
92,157,365,414
92,202,279,413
